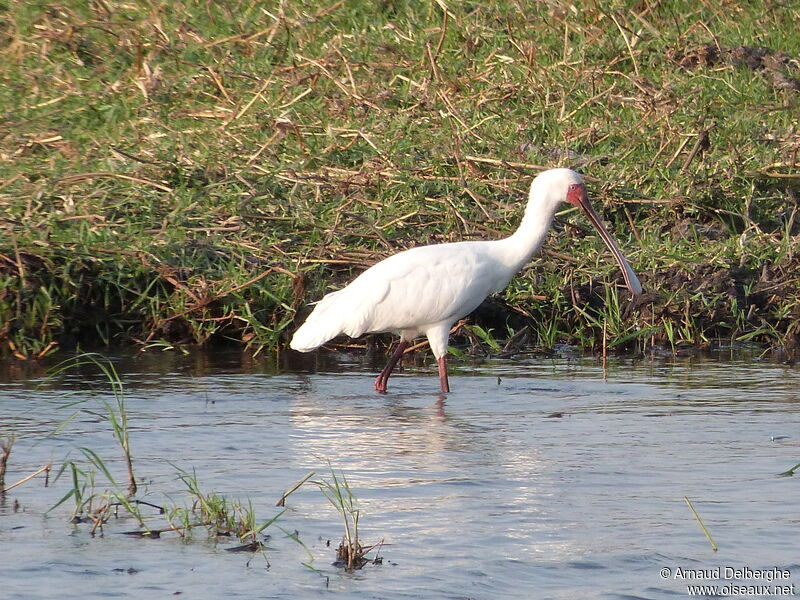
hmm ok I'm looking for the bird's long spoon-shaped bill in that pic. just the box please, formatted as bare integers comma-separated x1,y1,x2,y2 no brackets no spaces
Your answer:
579,199,643,295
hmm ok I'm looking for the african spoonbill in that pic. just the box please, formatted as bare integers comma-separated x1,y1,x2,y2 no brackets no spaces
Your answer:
290,168,642,393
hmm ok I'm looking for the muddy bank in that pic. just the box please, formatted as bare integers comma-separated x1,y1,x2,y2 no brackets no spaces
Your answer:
2,235,799,361
460,259,800,359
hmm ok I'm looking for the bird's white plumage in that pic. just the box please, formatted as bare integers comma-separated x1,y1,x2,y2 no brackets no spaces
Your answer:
290,168,641,390
290,240,503,354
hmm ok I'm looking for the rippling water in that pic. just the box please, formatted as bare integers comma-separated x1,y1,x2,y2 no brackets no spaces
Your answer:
1,350,798,599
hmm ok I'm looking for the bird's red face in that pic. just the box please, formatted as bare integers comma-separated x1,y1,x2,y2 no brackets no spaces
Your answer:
566,183,588,207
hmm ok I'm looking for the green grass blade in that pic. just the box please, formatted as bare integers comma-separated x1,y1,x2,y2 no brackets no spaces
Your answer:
684,497,718,552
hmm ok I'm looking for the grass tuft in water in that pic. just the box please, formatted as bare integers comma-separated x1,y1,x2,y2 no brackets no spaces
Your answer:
312,467,383,570
173,467,286,550
30,351,394,570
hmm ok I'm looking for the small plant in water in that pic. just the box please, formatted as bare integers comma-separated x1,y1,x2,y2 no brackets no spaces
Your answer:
45,353,149,534
312,468,383,570
50,448,150,535
50,353,137,495
173,467,285,549
40,352,344,568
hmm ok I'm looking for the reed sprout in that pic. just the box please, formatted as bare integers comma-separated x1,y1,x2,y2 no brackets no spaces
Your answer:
0,432,14,493
49,353,137,495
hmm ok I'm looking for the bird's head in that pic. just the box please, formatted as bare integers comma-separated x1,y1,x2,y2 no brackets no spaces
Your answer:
528,168,587,211
529,168,643,295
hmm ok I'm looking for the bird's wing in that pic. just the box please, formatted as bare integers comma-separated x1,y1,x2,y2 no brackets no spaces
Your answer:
345,242,497,335
290,241,501,351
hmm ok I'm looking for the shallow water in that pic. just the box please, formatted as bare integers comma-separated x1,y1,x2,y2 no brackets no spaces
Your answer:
1,350,799,599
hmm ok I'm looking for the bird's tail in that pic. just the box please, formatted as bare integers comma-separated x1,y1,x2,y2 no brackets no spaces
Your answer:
289,291,346,352
289,319,337,352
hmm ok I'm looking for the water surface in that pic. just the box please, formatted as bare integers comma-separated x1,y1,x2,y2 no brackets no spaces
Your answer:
1,350,798,599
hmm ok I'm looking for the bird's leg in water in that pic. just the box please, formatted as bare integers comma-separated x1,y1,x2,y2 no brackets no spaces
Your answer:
437,357,450,393
375,340,411,393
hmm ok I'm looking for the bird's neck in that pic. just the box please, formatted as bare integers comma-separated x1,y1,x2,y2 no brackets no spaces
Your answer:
496,196,559,273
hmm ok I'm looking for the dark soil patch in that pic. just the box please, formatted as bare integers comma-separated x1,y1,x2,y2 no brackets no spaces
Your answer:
668,44,800,92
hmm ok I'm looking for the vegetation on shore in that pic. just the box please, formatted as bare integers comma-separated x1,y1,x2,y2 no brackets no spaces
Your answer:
1,1,799,360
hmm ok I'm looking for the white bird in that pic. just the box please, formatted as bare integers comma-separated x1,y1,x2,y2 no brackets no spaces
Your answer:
290,168,642,393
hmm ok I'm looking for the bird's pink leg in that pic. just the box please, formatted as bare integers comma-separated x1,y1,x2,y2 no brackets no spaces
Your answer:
375,340,410,394
437,357,450,393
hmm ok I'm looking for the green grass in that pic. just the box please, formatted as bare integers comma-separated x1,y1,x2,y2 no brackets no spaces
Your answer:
1,1,799,358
